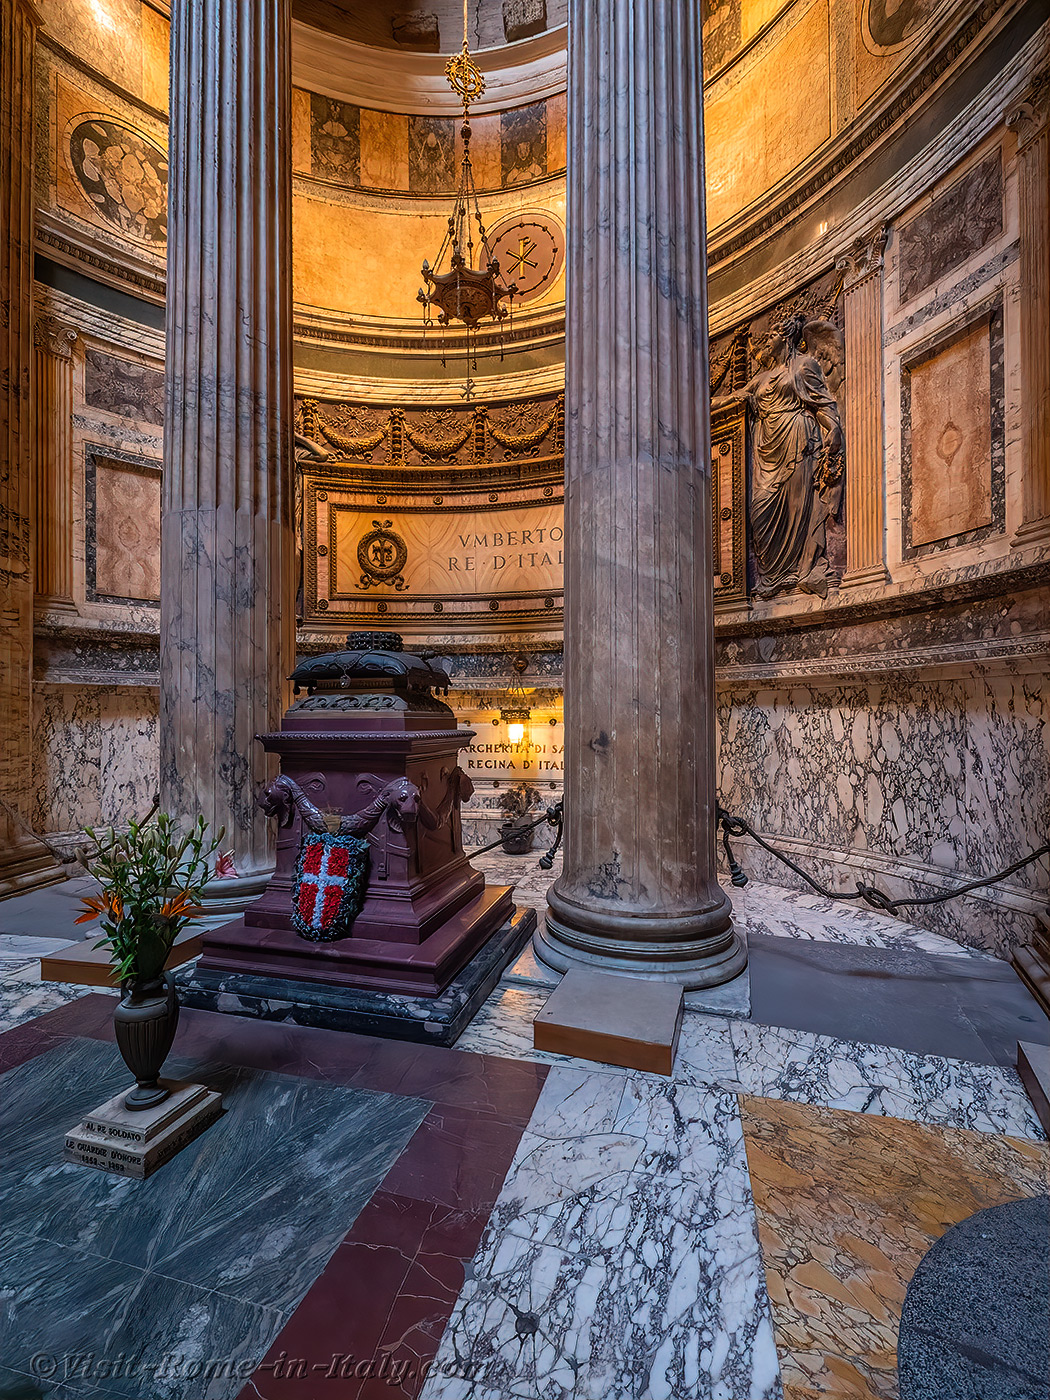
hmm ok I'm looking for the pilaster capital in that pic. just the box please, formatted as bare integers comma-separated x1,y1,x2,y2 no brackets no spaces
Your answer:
1007,71,1050,153
836,224,888,292
33,317,78,359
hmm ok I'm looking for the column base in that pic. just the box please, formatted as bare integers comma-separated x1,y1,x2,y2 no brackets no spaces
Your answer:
1011,516,1050,551
838,563,889,591
537,886,748,991
196,870,273,925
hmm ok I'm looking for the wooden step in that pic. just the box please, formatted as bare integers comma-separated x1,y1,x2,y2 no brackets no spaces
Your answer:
40,925,203,987
1017,1041,1050,1137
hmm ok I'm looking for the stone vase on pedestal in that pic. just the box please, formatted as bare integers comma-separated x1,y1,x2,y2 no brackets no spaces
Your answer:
113,971,180,1110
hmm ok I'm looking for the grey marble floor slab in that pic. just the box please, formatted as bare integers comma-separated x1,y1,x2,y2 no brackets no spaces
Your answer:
0,875,100,939
0,1037,430,1398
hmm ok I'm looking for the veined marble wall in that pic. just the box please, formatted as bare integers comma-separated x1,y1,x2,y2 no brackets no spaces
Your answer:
30,282,164,840
716,653,1048,960
32,685,158,851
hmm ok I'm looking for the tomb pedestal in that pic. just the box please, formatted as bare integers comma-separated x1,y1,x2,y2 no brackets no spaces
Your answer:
181,634,527,1043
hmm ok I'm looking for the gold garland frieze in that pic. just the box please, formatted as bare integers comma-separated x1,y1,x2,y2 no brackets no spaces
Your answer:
485,401,560,452
294,394,565,469
316,417,389,455
398,409,475,460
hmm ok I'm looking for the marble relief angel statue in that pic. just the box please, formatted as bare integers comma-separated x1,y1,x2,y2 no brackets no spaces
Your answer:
744,313,845,599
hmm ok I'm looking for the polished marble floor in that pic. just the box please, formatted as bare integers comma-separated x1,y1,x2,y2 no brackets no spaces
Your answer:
0,854,1047,1400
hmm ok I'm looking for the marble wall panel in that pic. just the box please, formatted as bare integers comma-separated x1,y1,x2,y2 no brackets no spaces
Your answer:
359,106,409,191
544,91,567,175
309,94,360,186
85,449,161,605
32,686,158,835
900,298,1006,559
718,682,879,856
964,670,1050,896
97,689,160,825
290,87,312,174
454,112,502,192
83,348,164,425
139,6,170,114
702,0,792,80
500,102,547,187
703,0,831,229
856,677,970,870
898,150,1003,307
702,0,743,79
716,662,1047,958
907,319,993,548
38,0,151,105
408,114,456,194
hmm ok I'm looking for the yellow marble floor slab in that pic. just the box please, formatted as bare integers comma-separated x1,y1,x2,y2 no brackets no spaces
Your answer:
739,1095,1049,1399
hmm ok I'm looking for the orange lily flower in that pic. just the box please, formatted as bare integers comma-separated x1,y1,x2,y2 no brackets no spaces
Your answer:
75,892,123,924
159,892,202,920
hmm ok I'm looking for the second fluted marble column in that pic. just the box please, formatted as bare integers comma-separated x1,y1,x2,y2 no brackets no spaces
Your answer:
537,0,745,987
161,0,295,882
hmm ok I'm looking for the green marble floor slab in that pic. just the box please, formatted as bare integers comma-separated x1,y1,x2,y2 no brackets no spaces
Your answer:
0,1037,430,1398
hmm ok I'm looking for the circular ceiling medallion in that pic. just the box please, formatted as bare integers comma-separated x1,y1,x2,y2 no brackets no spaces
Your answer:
861,0,946,54
487,215,565,302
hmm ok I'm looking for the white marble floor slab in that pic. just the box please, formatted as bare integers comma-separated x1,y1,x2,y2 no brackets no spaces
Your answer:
728,880,996,959
420,1065,782,1400
457,986,1045,1142
0,975,98,1032
473,849,992,961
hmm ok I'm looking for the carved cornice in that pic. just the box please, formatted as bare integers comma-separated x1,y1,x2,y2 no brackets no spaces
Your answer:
35,226,166,303
1007,70,1050,151
837,224,888,292
33,316,78,359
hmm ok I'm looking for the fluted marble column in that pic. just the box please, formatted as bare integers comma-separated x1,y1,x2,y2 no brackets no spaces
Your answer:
837,225,888,589
0,0,61,895
162,0,295,883
33,317,78,608
1008,72,1050,546
537,0,745,987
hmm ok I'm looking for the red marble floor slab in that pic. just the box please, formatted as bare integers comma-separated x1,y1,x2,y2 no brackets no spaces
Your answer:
379,1102,530,1213
0,991,545,1400
0,993,114,1072
246,1188,489,1400
6,993,546,1127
